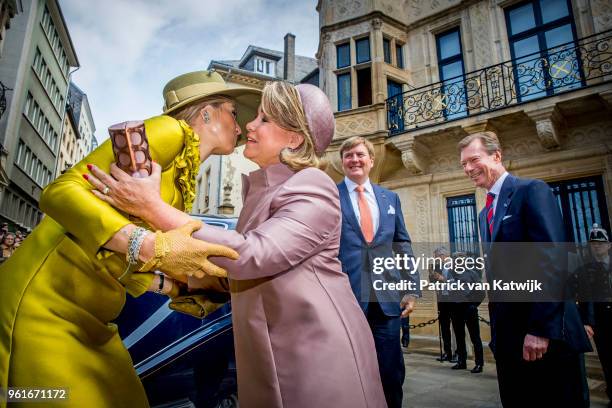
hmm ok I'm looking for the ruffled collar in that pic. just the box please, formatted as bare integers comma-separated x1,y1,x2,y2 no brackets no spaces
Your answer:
174,120,200,213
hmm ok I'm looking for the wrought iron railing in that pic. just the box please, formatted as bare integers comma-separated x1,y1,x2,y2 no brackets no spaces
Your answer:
386,29,612,135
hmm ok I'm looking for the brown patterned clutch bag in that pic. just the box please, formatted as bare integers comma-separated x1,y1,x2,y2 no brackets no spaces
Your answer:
108,121,152,177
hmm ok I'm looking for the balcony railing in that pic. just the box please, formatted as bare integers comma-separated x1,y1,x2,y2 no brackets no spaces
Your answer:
386,29,612,135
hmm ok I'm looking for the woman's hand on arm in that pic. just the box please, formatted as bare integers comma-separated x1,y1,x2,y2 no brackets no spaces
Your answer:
86,162,192,231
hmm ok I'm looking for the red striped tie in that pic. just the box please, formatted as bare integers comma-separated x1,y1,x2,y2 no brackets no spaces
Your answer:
486,193,496,235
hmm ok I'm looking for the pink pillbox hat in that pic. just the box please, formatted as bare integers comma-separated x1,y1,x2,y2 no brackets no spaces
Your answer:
295,84,335,154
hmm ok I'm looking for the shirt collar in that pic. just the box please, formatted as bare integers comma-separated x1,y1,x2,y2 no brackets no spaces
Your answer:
344,176,374,194
488,171,509,196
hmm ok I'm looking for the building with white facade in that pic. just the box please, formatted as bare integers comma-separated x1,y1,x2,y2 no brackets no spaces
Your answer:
57,82,95,175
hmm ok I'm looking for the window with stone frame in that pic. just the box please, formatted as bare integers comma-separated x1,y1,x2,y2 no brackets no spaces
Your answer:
335,35,374,111
336,42,350,69
504,0,580,101
396,43,404,69
383,38,391,64
436,28,467,120
355,36,371,63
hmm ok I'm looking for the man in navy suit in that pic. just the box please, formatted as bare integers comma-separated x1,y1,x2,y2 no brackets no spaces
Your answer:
337,136,419,408
459,131,591,407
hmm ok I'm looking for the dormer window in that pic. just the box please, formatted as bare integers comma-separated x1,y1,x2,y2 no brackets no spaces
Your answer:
254,56,275,76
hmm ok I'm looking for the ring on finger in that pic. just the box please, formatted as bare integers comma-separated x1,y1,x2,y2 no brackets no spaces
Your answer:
102,186,110,195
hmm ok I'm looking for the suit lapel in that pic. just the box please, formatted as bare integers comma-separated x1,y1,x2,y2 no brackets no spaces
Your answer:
491,175,516,242
479,209,488,242
338,182,366,243
372,184,388,244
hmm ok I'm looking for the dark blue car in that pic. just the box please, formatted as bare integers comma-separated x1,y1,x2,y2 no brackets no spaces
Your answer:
115,215,238,408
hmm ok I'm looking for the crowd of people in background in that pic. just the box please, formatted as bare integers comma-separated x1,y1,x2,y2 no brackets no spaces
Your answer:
0,222,30,263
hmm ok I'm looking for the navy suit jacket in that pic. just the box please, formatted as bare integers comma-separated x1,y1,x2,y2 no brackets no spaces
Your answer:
479,174,591,360
338,181,419,317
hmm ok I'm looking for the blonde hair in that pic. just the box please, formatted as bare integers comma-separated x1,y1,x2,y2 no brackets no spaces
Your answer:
339,136,375,159
457,131,502,156
261,81,322,171
169,95,234,124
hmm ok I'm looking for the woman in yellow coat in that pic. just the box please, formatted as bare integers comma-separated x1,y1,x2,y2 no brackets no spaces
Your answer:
0,71,259,407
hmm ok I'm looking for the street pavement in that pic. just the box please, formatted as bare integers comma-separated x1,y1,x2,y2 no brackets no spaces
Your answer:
402,336,610,408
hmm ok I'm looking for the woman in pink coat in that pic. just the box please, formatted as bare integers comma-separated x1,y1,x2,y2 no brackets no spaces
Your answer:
89,82,387,407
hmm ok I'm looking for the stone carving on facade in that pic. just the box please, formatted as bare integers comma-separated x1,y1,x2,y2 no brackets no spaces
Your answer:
407,0,457,21
525,106,565,150
429,153,461,173
217,158,237,215
592,0,612,32
335,113,377,137
335,0,363,18
217,183,235,215
389,136,431,175
372,18,383,30
566,123,610,148
414,190,430,239
502,139,543,160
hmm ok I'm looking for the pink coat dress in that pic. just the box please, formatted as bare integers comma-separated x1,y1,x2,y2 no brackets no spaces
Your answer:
192,163,387,408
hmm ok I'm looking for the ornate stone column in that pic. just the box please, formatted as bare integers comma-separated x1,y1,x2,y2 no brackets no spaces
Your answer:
319,32,337,109
371,18,384,104
217,183,235,215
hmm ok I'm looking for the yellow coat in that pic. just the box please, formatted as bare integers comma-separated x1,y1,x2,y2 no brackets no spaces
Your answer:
0,115,199,407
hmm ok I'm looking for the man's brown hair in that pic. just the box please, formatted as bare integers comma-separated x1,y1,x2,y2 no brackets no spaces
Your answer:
339,136,375,159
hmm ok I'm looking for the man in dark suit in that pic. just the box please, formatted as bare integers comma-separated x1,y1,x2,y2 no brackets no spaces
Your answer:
429,247,457,364
337,136,419,408
446,251,485,373
573,224,611,404
458,131,591,407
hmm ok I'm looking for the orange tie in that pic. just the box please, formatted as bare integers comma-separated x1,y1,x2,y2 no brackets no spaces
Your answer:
356,185,374,243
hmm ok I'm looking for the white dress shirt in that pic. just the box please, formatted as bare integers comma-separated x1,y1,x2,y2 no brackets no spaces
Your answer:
487,171,509,216
344,177,380,236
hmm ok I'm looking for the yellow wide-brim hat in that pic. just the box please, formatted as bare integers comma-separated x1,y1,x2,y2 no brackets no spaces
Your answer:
162,70,261,144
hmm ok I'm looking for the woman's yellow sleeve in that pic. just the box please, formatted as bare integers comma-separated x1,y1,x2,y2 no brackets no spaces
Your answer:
39,115,186,258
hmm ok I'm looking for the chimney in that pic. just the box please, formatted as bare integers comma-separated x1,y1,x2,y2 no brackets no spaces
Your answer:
284,33,296,82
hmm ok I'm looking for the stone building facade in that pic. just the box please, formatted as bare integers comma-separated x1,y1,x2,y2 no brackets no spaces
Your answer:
57,82,95,176
316,0,612,336
0,0,78,229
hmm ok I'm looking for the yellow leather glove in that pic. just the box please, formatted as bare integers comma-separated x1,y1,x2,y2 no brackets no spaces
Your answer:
167,277,229,319
139,220,238,279
169,293,229,319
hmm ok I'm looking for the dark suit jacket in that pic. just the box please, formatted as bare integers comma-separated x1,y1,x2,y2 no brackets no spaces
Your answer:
338,181,419,316
571,254,612,327
447,266,485,305
479,174,591,360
